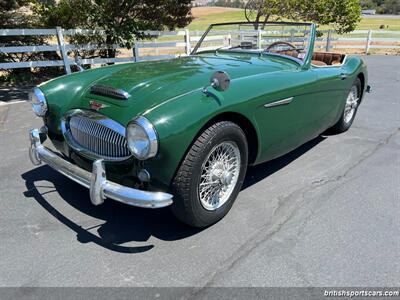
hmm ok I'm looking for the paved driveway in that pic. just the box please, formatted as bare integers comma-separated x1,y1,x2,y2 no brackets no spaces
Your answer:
0,56,399,288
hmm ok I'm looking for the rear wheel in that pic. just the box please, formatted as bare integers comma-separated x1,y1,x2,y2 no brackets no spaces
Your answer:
171,121,248,227
330,78,362,133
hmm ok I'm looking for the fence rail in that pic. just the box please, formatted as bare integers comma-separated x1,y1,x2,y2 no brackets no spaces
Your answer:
1,27,399,74
315,29,400,53
0,27,190,74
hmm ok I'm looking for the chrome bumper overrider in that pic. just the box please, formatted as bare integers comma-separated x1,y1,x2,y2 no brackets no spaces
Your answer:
28,129,173,208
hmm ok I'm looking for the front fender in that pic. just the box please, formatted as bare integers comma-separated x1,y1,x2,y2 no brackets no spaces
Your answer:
142,76,267,187
142,89,230,187
343,56,369,97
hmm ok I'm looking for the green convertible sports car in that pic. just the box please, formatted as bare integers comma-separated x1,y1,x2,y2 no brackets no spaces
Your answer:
29,22,370,227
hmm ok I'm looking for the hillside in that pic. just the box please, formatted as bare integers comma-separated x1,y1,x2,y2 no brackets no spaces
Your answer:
189,6,400,31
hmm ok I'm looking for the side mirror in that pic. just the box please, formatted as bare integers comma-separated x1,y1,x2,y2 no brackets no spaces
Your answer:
210,71,230,92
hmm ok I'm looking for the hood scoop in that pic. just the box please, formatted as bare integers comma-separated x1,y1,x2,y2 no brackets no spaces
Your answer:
90,84,130,100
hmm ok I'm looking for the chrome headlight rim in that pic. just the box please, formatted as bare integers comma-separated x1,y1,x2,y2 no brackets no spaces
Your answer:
29,87,48,117
126,116,158,160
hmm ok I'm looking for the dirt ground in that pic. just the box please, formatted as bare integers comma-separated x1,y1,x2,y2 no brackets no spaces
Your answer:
191,6,242,18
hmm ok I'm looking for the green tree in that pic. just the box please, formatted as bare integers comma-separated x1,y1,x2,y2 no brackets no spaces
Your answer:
36,0,193,59
288,0,361,33
380,0,400,14
245,0,361,33
360,0,377,9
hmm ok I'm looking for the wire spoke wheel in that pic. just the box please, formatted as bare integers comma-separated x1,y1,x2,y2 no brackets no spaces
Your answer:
344,85,359,124
198,141,241,211
330,78,362,134
172,121,248,227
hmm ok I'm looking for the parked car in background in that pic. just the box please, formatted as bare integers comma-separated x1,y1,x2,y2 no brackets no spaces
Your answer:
362,9,376,15
28,22,369,227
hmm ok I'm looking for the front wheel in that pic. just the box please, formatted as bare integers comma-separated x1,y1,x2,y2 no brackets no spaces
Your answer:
171,121,248,227
330,78,362,133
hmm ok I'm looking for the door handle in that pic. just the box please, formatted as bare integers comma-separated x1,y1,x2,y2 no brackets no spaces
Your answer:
339,73,347,80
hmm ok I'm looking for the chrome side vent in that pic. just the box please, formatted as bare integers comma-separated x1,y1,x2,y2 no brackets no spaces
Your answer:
90,84,130,100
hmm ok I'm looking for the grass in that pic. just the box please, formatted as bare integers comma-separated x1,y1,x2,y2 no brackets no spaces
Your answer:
188,10,246,31
184,7,399,55
356,18,400,31
187,7,400,32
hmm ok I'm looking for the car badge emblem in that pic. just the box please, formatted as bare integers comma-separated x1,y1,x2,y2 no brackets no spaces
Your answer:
89,100,109,111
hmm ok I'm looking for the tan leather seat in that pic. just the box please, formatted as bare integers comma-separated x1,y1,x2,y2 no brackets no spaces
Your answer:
312,60,327,66
275,50,344,67
312,52,344,66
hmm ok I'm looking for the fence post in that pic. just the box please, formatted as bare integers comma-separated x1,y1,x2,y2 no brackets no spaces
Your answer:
290,28,295,43
365,30,372,54
156,37,161,56
326,30,332,52
56,27,71,74
185,29,191,55
257,28,262,49
133,41,139,62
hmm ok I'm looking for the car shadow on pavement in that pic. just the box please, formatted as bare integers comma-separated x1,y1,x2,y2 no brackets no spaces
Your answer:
243,135,326,189
0,86,31,103
21,135,325,253
22,167,203,254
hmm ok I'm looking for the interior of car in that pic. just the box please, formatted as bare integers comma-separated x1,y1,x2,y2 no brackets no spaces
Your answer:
311,52,346,66
275,49,346,67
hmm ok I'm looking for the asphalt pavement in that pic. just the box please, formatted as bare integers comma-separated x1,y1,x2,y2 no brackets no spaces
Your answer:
0,56,399,290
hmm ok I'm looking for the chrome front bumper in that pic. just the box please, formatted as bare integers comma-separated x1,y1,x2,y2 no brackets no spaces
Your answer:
28,129,173,209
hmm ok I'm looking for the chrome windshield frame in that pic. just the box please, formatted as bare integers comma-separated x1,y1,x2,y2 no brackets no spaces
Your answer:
191,21,315,68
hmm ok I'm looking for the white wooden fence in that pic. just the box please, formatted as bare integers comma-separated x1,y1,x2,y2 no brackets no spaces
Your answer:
315,29,400,53
1,27,399,74
0,27,192,74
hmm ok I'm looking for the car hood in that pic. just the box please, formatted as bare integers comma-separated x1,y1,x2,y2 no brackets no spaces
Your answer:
42,53,298,129
80,54,297,112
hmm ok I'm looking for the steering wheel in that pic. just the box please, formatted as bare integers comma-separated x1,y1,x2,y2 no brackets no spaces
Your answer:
266,41,297,52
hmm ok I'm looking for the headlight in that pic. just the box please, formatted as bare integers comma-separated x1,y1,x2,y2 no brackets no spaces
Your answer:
29,87,48,117
126,116,158,160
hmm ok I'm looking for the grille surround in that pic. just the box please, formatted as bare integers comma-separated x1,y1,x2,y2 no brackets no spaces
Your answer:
61,109,132,162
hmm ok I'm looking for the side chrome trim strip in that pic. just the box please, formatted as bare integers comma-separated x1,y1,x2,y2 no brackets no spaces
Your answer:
264,97,294,108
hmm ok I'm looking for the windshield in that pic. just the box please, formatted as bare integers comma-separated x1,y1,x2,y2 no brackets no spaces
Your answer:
192,22,314,64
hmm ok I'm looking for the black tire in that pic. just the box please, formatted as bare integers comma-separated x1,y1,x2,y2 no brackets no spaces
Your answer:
330,78,362,133
171,121,248,227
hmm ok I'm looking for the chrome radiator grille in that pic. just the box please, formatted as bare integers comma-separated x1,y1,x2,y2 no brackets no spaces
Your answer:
67,114,131,160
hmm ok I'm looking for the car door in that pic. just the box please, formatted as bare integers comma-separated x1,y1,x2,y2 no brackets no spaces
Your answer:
310,65,349,128
254,68,338,163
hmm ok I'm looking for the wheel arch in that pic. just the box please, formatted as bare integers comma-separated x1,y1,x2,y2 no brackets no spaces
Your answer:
195,112,259,165
167,111,259,188
357,72,366,101
161,110,260,189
